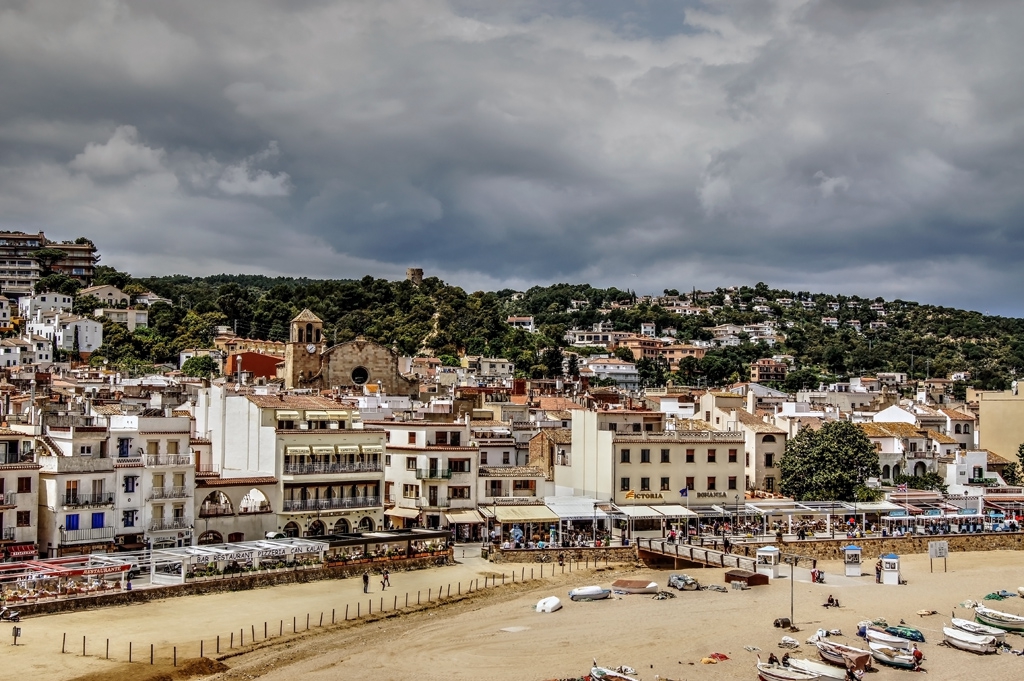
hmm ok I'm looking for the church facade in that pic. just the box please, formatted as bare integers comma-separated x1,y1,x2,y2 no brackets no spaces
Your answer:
282,310,419,397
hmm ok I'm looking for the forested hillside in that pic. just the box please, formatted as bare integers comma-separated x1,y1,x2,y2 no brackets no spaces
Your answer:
61,267,1024,390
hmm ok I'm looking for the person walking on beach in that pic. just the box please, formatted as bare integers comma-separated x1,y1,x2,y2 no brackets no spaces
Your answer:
875,559,882,584
383,568,390,587
362,570,370,593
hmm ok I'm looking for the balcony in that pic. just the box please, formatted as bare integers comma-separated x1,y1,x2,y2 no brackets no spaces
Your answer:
416,496,451,509
149,517,192,532
149,486,191,500
282,496,381,512
969,477,999,486
199,503,234,517
0,491,16,507
145,454,194,467
284,462,383,475
195,463,221,478
415,468,452,480
62,492,116,507
61,526,115,544
1,527,14,541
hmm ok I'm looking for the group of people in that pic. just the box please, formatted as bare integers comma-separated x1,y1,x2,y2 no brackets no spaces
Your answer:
361,568,390,593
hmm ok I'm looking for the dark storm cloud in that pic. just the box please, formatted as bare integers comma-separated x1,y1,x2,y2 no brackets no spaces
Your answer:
2,1,1024,313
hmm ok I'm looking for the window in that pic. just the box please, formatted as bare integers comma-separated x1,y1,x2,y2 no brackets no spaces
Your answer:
640,477,650,491
16,510,30,527
909,442,918,452
123,476,137,493
964,424,971,434
954,424,962,434
640,449,651,463
705,411,711,421
707,449,716,463
765,477,775,492
728,448,737,463
512,480,536,492
644,422,654,432
277,420,294,430
79,445,92,455
402,484,419,499
502,451,511,465
745,452,750,466
406,456,417,470
685,449,695,463
450,459,471,473
707,477,716,491
65,480,79,504
385,455,391,466
661,449,670,463
607,423,617,432
685,476,694,490
146,441,158,455
122,510,136,527
17,477,31,493
407,432,417,444
620,449,631,463
65,514,80,531
660,477,670,491
762,434,777,443
620,477,630,491
765,453,774,468
92,512,105,529
728,476,737,490
435,431,448,445
480,452,488,465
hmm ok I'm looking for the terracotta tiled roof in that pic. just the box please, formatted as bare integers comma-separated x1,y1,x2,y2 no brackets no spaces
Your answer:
92,405,124,415
479,466,545,478
926,430,958,445
291,308,322,323
247,394,340,409
860,422,926,439
537,397,584,411
196,476,278,487
940,408,974,421
545,410,573,421
535,428,572,444
469,420,511,428
733,409,786,434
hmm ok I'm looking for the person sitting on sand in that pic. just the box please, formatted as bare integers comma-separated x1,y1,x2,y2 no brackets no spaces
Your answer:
824,595,838,608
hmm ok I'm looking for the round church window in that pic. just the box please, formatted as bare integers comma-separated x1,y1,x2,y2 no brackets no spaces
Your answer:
351,366,370,385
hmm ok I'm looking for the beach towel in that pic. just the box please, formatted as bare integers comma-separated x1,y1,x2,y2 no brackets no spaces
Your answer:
707,653,729,661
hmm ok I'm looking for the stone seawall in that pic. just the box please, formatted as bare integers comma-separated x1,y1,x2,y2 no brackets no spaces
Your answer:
731,533,1024,562
489,546,637,565
15,552,451,618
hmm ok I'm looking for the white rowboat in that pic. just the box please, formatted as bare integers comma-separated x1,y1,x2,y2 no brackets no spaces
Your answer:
590,660,639,681
535,596,561,613
863,628,911,649
611,579,658,594
975,606,1024,632
815,640,873,670
756,661,820,681
788,657,856,680
942,626,998,654
951,615,1005,643
568,585,611,601
868,643,918,669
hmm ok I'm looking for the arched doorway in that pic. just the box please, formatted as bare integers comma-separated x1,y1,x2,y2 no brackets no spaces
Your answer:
198,530,223,545
914,461,927,477
200,490,234,517
359,516,375,532
892,465,901,478
333,518,350,534
882,465,891,480
240,488,270,514
307,519,326,536
283,521,300,537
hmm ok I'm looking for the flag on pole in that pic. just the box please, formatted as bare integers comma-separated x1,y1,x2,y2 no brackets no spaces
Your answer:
625,489,636,500
896,483,908,492
679,488,688,498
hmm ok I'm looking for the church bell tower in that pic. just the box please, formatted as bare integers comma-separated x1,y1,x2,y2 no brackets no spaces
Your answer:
284,309,324,388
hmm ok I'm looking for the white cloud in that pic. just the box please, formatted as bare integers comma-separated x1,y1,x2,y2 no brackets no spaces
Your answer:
216,142,291,197
68,125,165,177
814,171,850,197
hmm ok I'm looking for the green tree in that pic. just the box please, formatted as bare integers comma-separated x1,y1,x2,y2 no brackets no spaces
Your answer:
438,354,461,367
181,354,219,377
566,353,580,378
31,247,67,276
35,273,81,296
779,421,880,501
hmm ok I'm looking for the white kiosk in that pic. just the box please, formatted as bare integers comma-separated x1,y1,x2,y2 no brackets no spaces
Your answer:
756,546,781,579
880,552,901,585
843,545,862,577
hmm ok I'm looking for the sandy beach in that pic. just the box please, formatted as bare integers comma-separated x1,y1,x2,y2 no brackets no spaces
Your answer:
6,548,1024,681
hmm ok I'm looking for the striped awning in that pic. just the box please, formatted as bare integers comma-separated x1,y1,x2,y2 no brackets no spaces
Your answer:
312,446,335,456
305,411,329,420
337,445,360,455
361,445,383,454
285,446,311,456
276,410,300,420
327,410,349,419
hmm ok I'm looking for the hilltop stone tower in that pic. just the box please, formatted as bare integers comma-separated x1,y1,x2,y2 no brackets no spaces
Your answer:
406,268,423,286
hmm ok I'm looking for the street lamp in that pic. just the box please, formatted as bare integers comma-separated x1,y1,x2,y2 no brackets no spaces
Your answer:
592,502,598,547
734,494,740,536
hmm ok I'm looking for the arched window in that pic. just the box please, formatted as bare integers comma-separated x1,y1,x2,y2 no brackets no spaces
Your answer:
200,491,234,517
882,465,891,479
306,323,313,343
307,519,326,536
914,461,926,477
198,530,223,545
333,518,350,534
892,464,901,477
283,521,300,537
239,488,270,514
954,424,962,434
963,424,971,434
297,327,304,343
762,434,777,443
315,328,321,343
359,516,375,532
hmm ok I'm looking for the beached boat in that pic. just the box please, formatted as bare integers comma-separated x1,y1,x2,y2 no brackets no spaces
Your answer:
568,585,611,601
815,641,872,670
756,661,820,681
667,573,700,591
611,579,658,594
942,626,998,654
863,628,912,649
590,660,640,681
535,596,562,613
788,657,856,680
951,615,1006,643
868,642,918,669
884,625,925,642
975,606,1024,632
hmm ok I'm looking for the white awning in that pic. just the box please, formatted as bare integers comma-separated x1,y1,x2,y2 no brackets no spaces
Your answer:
445,509,485,524
543,497,609,521
612,505,665,520
495,506,560,523
305,411,329,420
311,446,335,456
336,445,360,455
651,504,698,518
285,446,310,456
275,410,300,420
385,506,420,519
361,445,383,454
326,410,349,419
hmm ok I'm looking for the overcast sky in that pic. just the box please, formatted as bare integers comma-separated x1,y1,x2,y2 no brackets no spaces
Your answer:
3,1,1023,313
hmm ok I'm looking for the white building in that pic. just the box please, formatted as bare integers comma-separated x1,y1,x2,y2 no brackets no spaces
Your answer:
95,308,149,331
18,292,73,320
583,357,639,390
506,316,536,333
78,284,129,307
27,312,103,355
0,428,40,558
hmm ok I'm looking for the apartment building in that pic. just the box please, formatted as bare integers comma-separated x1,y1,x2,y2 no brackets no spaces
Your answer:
698,392,787,493
0,428,40,559
27,312,103,356
95,307,149,331
18,291,73,320
750,358,789,383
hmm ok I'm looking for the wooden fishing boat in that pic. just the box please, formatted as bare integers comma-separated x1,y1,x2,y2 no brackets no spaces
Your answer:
568,585,611,601
815,641,872,670
756,661,820,681
611,579,658,594
590,660,639,681
942,626,998,654
975,606,1024,632
884,624,925,642
535,596,561,613
788,657,857,680
951,615,1005,643
868,643,918,669
864,628,911,650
